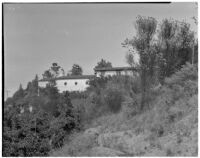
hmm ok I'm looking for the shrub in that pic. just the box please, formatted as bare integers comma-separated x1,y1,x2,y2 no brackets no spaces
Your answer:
166,148,174,156
3,82,80,156
69,91,88,99
3,109,52,156
122,96,140,118
165,62,197,87
108,75,141,96
71,97,98,127
104,87,124,113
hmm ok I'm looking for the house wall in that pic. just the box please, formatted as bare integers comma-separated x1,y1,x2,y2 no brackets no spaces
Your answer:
56,79,90,92
121,70,135,76
38,79,90,92
95,70,135,77
96,71,117,77
38,81,49,88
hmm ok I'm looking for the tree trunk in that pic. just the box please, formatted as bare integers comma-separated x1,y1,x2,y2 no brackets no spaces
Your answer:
140,68,146,111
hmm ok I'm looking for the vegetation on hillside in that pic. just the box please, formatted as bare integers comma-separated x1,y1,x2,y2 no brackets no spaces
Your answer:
3,77,80,156
4,15,198,156
52,62,198,157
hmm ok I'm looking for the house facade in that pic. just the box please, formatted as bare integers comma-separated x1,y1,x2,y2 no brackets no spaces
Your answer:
38,66,138,92
94,67,138,77
38,75,94,92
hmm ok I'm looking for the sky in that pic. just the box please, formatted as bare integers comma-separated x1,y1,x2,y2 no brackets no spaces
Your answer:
4,2,197,97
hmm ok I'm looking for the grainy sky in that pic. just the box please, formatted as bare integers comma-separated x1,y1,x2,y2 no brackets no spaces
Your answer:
4,2,197,97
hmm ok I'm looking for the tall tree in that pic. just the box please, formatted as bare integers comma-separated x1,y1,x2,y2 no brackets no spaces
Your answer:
94,59,112,69
70,64,83,76
12,84,25,101
158,19,195,83
177,22,194,66
157,19,179,83
123,16,157,110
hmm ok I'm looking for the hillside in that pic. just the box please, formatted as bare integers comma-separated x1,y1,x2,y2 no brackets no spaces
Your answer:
51,63,198,156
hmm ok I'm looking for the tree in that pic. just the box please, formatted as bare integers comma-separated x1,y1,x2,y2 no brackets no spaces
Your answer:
42,70,54,79
94,59,112,69
70,64,83,76
192,2,198,25
125,50,140,68
50,63,65,77
158,19,195,83
26,75,39,97
123,16,157,110
12,84,25,101
125,52,135,67
3,76,80,156
42,63,65,87
157,19,178,83
42,63,65,79
177,22,194,67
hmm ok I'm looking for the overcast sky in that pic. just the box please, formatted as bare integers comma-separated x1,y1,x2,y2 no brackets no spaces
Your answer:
4,2,197,97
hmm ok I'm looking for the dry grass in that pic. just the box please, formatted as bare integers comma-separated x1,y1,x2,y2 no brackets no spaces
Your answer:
51,64,198,156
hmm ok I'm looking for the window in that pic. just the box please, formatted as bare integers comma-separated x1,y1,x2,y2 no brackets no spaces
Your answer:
86,81,89,85
75,82,78,85
64,82,67,86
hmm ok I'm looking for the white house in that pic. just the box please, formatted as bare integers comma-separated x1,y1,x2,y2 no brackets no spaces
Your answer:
38,75,94,93
94,67,138,77
39,66,138,93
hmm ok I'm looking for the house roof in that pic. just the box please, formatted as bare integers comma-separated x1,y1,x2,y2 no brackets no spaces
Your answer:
39,75,95,82
94,66,137,72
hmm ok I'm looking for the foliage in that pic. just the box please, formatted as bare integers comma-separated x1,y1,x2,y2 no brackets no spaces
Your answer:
3,106,52,156
43,70,54,79
94,59,112,69
125,51,139,67
104,87,124,113
123,15,158,110
42,63,65,86
42,63,65,79
69,91,88,100
164,63,198,100
157,19,195,83
3,76,80,156
70,64,83,76
107,75,141,95
165,62,198,87
123,16,197,111
12,84,25,102
84,75,138,118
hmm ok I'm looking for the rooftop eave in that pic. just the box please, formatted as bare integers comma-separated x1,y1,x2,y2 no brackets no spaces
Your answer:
39,75,95,82
94,67,138,72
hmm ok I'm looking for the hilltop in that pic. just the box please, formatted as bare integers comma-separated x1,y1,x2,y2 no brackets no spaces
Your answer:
51,63,198,156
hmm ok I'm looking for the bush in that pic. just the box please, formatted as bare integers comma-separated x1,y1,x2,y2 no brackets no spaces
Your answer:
107,75,141,96
122,96,140,119
84,75,140,117
71,97,98,127
3,109,52,156
163,63,198,104
69,91,88,99
3,80,80,156
165,63,197,87
104,87,124,113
